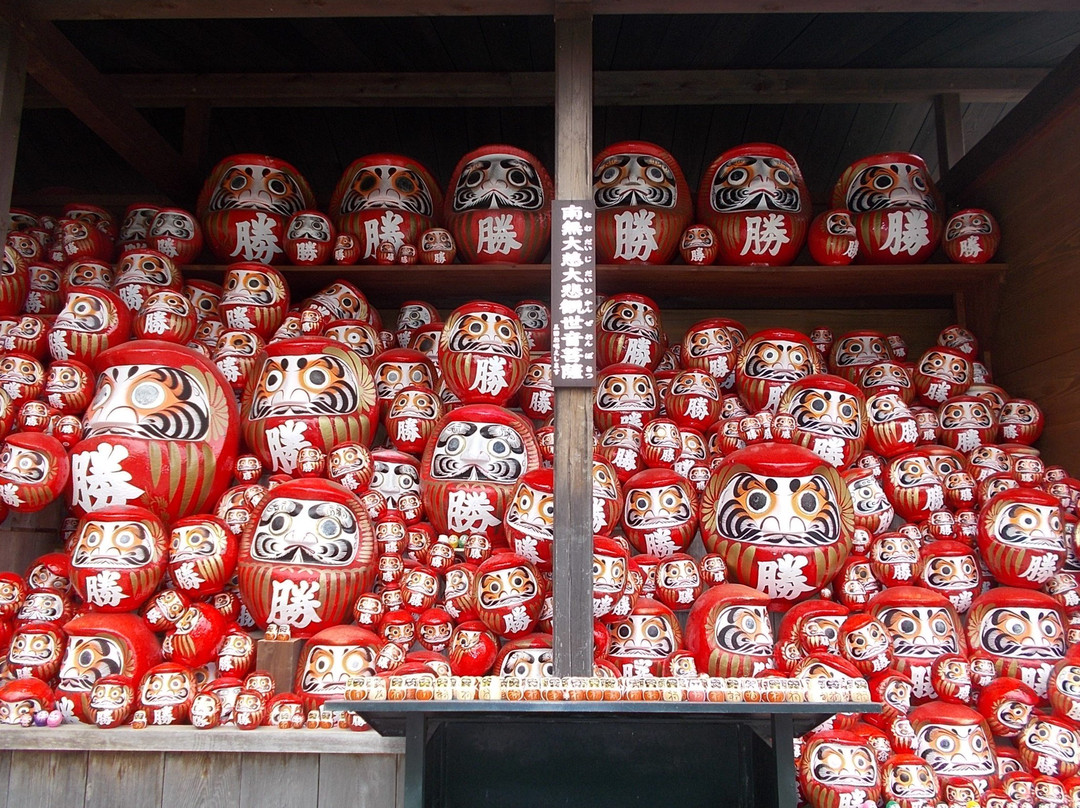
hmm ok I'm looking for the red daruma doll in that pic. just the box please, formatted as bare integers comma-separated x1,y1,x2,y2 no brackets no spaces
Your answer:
697,143,812,266
592,140,693,265
438,301,530,408
444,144,552,265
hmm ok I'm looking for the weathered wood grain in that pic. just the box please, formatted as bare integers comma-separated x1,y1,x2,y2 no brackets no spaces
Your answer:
318,753,400,808
85,751,164,808
7,750,87,805
162,751,242,808
238,752,320,808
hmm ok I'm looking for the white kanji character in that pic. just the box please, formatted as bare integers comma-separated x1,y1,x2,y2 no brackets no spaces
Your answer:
622,338,652,367
901,420,919,444
741,214,790,257
225,307,256,331
230,212,282,263
503,605,531,635
70,443,146,512
684,397,710,422
23,291,42,313
1019,554,1059,583
612,448,637,472
395,418,422,445
954,429,983,453
924,486,945,512
529,390,553,415
951,590,973,613
118,285,144,311
708,356,729,379
267,579,322,629
475,215,523,255
958,235,983,259
142,310,170,335
84,570,129,608
613,210,659,261
593,595,614,617
264,419,311,474
909,664,934,700
153,707,174,726
447,490,501,534
469,356,509,397
155,236,179,258
644,529,678,558
756,554,814,601
1002,424,1019,439
173,562,205,591
514,535,541,564
881,210,930,256
216,355,241,384
844,240,859,259
0,483,23,508
49,331,72,361
362,211,405,259
925,381,950,403
811,436,846,467
294,242,319,263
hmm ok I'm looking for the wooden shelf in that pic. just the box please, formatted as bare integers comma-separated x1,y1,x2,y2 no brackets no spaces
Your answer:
182,262,1007,311
0,724,405,754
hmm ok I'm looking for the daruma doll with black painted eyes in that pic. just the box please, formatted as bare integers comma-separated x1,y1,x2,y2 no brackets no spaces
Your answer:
68,341,238,521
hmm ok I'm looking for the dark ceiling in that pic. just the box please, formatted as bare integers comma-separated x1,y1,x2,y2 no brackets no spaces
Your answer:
12,11,1080,214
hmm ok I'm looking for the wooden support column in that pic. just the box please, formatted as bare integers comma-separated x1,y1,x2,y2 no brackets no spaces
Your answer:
0,22,26,243
935,92,965,176
552,1,593,678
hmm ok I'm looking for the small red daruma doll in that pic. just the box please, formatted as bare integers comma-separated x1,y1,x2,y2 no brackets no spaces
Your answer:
593,364,659,432
438,300,530,408
0,431,69,513
881,752,941,808
473,551,545,640
284,210,335,266
977,488,1066,588
943,209,1000,264
147,207,203,267
620,468,699,559
197,153,316,264
168,514,237,598
798,730,882,808
88,674,136,729
69,505,168,613
679,224,719,266
593,141,693,265
133,289,198,344
909,702,998,792
808,209,859,265
138,662,196,726
503,468,555,571
219,262,290,340
735,327,822,413
697,142,812,266
49,287,132,364
831,152,944,264
596,293,663,371
444,145,552,265
777,373,867,468
515,300,550,354
385,386,443,456
998,398,1044,445
1018,713,1080,780
607,596,682,677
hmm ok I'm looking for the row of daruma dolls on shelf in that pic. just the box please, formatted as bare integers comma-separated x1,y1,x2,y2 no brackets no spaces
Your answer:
8,141,1000,271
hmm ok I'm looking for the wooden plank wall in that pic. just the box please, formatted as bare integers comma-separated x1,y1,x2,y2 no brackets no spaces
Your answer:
958,99,1080,468
0,749,404,808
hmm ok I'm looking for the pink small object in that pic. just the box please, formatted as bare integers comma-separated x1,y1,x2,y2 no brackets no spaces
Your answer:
46,709,64,727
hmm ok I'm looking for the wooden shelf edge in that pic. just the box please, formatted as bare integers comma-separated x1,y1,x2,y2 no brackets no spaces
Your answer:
0,725,406,754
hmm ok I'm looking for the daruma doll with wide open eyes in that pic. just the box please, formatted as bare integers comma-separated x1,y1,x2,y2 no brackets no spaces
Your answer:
68,340,238,520
831,152,944,264
49,287,131,364
735,328,821,413
943,209,1000,264
420,404,540,544
197,153,316,264
241,336,379,475
438,301,530,407
798,729,882,808
295,625,382,713
69,505,168,612
503,468,555,571
596,293,664,371
977,488,1066,588
681,317,747,390
329,153,442,264
808,209,860,266
621,468,699,558
168,514,237,599
685,583,774,676
112,249,181,315
777,373,867,468
593,141,693,265
607,595,681,677
237,477,377,639
867,587,967,702
56,612,161,724
594,364,659,432
444,144,553,265
0,432,69,512
696,143,811,266
908,702,997,793
881,752,941,808
219,262,290,339
828,331,893,384
699,442,854,610
473,551,544,640
966,587,1066,699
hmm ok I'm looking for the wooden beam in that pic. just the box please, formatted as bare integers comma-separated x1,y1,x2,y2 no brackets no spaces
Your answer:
552,1,594,679
943,40,1080,198
0,0,197,201
934,92,965,176
20,0,1077,19
0,23,26,243
21,68,1046,109
181,100,211,175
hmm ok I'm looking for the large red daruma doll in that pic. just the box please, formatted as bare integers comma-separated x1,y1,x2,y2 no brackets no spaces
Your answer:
241,337,379,475
444,144,553,265
699,442,854,610
592,141,693,265
237,477,377,638
68,341,238,521
909,702,998,793
438,301,530,407
966,587,1066,699
830,152,944,264
735,328,822,413
196,153,316,265
69,505,168,612
798,729,882,808
329,153,443,264
420,404,541,544
696,143,812,266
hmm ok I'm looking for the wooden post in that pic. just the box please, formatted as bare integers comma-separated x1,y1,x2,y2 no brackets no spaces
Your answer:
934,92,965,176
254,638,306,695
552,1,593,678
0,22,26,243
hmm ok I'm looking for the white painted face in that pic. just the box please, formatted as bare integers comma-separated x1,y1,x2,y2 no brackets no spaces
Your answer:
250,497,360,567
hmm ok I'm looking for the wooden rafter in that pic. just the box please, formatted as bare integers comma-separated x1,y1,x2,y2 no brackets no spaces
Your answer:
22,67,1047,109
20,0,1080,19
0,0,197,201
